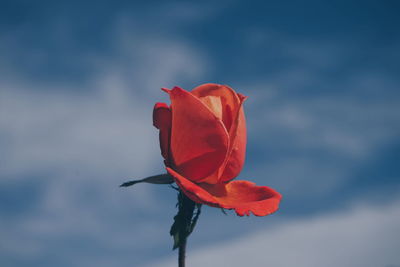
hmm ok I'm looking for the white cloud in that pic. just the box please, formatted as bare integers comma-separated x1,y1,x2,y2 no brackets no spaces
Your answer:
0,22,208,266
147,197,400,267
236,31,399,164
0,84,153,176
237,63,400,196
1,9,399,266
245,75,400,159
0,19,208,178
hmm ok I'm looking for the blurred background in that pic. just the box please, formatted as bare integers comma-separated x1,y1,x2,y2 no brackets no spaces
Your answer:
1,0,399,266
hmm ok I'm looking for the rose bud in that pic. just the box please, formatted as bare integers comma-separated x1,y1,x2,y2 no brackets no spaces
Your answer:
153,83,281,216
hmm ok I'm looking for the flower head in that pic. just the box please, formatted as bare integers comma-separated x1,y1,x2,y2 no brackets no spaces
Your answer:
153,83,281,216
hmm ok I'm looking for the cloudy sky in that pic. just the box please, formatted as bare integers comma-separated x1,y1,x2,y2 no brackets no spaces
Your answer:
1,1,399,266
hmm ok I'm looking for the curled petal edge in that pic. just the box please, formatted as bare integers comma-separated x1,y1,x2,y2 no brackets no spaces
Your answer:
166,167,282,217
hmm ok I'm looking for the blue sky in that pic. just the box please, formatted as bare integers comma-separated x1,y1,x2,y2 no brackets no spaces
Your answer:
1,1,400,266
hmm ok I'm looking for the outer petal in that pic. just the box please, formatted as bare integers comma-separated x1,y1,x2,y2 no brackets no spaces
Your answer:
199,92,247,184
153,102,172,163
164,87,229,182
218,97,247,183
167,167,281,217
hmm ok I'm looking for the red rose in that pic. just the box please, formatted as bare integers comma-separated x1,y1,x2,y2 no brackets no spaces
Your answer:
153,83,281,216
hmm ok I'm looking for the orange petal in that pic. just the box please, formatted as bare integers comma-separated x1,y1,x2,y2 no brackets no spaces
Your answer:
164,87,229,182
153,102,172,162
191,83,241,131
218,98,247,183
167,167,281,217
199,91,247,184
191,84,246,184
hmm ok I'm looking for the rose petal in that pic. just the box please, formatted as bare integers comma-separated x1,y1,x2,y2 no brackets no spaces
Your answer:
191,84,246,184
167,167,281,217
153,102,172,162
164,87,229,182
199,93,247,184
191,83,241,131
218,99,247,183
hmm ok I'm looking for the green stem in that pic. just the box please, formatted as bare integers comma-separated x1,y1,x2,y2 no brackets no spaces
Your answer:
178,233,187,267
170,191,201,267
178,193,194,267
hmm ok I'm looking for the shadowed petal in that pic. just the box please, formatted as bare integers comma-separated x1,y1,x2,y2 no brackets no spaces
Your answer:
153,102,172,162
167,167,281,217
164,87,229,182
218,99,247,183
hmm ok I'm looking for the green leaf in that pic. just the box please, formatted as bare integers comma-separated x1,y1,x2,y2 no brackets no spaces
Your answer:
169,191,202,250
120,173,173,187
189,204,202,234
